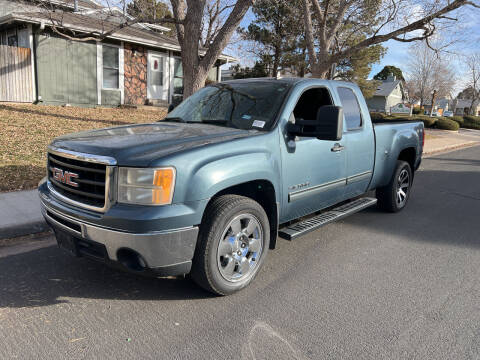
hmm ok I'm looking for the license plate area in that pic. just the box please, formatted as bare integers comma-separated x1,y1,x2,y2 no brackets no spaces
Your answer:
55,230,79,256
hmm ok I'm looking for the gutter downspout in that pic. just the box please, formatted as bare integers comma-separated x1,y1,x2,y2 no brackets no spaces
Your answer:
31,26,40,104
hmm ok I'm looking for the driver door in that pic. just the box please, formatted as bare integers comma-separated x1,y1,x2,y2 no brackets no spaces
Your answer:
280,86,347,222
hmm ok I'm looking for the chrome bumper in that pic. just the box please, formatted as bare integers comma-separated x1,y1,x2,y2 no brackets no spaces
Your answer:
40,200,199,272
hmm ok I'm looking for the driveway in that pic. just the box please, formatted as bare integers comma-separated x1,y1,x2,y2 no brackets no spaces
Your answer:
1,146,479,360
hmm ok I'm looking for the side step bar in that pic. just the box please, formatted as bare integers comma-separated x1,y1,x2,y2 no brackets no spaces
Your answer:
278,197,377,240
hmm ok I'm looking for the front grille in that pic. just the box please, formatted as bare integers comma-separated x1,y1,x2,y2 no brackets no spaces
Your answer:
48,152,107,209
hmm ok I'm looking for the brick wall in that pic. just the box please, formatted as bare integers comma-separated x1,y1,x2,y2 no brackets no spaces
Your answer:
124,43,147,105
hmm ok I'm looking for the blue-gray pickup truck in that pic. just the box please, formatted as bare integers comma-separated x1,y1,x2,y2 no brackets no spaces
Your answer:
39,78,424,295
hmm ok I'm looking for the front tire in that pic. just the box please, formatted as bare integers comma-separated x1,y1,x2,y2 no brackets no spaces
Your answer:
377,160,413,212
191,195,270,296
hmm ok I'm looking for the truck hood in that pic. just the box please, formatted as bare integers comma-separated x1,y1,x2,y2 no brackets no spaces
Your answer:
50,122,260,166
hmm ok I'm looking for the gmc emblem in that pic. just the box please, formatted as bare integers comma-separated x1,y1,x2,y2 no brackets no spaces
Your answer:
52,167,79,188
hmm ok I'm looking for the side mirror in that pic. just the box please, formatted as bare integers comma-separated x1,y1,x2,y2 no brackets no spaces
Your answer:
315,105,343,141
167,104,175,113
286,105,343,141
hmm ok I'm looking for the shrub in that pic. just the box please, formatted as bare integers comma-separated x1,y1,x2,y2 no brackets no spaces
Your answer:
463,115,480,124
369,112,386,121
462,122,480,130
463,115,480,129
451,116,464,126
414,116,436,128
435,118,460,131
412,107,422,115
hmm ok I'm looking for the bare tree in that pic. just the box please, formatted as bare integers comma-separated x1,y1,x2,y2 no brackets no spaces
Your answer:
202,0,236,47
301,0,480,78
170,0,254,97
405,41,456,108
464,54,480,115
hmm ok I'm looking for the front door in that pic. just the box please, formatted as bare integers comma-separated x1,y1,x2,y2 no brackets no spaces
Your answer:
147,52,168,101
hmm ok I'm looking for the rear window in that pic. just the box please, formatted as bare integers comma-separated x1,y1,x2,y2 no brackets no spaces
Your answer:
337,87,362,130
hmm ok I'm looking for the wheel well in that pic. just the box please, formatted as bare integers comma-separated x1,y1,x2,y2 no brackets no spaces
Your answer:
398,147,416,172
207,180,278,249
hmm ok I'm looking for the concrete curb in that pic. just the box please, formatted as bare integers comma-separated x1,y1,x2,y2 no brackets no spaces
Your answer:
423,141,480,157
0,220,49,240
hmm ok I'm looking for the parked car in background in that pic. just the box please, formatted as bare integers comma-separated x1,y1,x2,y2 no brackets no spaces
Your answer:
39,78,424,295
443,111,453,117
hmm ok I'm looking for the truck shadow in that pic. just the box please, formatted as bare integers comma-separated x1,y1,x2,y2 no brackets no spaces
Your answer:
346,167,480,249
0,245,214,308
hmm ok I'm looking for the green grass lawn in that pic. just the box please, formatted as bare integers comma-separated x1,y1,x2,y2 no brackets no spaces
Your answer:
0,103,167,192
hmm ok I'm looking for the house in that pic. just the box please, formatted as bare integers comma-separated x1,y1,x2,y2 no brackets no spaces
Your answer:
0,0,235,106
419,97,450,116
451,98,480,116
366,75,408,113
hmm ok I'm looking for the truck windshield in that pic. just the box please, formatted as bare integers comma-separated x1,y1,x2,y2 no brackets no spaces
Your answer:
164,81,291,131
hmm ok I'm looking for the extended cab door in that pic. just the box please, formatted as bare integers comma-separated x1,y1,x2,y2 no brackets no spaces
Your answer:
332,85,375,199
279,85,347,223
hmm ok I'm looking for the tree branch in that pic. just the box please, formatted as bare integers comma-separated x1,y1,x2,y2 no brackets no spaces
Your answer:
331,0,478,63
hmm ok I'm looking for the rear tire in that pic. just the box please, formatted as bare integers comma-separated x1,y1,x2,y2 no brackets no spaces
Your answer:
191,195,270,296
377,160,412,213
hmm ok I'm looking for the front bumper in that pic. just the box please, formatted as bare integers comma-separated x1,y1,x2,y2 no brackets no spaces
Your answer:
40,192,199,276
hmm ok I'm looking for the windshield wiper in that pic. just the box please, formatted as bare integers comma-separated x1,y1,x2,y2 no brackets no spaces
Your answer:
163,117,186,123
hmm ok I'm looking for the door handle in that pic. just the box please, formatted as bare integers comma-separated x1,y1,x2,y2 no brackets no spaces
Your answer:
331,143,345,152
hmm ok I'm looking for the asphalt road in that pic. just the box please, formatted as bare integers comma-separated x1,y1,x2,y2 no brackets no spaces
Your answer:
1,146,479,360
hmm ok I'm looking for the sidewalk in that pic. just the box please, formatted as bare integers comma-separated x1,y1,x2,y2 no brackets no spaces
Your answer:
0,190,48,239
0,128,479,240
423,128,480,156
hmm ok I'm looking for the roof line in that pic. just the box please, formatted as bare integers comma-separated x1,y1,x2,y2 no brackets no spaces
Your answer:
1,13,237,62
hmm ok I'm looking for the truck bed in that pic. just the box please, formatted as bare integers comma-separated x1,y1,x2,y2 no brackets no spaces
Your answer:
369,121,424,190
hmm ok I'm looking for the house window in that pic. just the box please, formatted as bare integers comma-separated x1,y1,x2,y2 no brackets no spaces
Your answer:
173,58,183,95
151,58,163,86
337,87,362,130
103,45,119,89
7,35,17,47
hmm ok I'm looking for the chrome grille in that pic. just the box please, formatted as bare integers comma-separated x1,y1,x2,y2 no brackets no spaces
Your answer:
47,148,116,212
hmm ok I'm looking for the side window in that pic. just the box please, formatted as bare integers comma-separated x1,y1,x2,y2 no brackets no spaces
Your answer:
293,87,333,122
337,87,362,130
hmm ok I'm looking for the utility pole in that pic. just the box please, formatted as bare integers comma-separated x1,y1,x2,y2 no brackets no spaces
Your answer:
430,89,437,117
153,0,156,21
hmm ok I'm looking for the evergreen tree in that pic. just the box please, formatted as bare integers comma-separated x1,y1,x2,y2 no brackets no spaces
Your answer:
127,0,175,36
239,0,304,77
373,66,405,82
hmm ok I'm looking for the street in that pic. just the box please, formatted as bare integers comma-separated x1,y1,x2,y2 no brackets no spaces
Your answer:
1,146,479,360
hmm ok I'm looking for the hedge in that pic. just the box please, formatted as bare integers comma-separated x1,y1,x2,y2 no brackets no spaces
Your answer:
462,115,480,130
412,108,423,115
435,118,460,131
414,116,436,128
451,116,464,126
463,115,480,123
369,112,387,121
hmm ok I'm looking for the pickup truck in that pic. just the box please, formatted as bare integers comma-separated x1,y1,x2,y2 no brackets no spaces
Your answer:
39,78,424,295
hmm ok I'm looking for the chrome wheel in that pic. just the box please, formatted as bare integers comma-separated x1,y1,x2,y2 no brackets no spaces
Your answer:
216,213,264,282
396,169,410,207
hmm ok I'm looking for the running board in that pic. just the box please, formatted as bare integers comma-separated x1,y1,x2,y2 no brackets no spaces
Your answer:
278,197,377,240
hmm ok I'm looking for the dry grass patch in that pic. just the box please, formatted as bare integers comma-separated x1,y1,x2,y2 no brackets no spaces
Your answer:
0,103,167,192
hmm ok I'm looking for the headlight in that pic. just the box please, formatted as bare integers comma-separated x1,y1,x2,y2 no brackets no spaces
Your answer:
118,167,175,206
